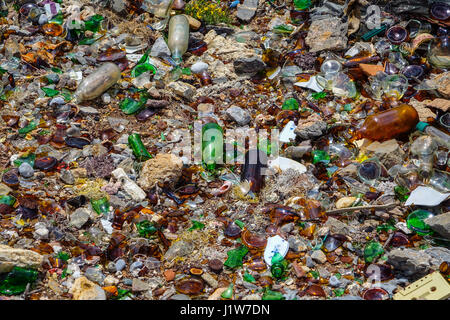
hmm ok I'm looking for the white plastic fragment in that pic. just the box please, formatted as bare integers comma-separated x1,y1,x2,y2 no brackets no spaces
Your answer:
404,186,450,207
268,156,307,173
294,76,324,92
264,235,289,266
279,121,297,143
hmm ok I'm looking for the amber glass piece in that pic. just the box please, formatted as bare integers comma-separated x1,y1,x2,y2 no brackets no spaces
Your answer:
356,104,419,141
190,268,203,276
241,228,267,250
2,169,19,188
97,48,126,62
224,221,242,239
246,257,267,271
2,115,19,127
299,222,316,239
175,278,204,295
258,276,273,287
390,232,410,247
42,23,63,36
269,207,300,225
306,284,326,297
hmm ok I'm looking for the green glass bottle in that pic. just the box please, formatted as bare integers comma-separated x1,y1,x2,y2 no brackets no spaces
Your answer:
0,267,38,296
0,195,16,207
120,97,147,115
202,122,223,171
128,133,152,161
364,241,384,263
406,210,434,236
312,150,330,164
271,252,288,279
91,197,110,215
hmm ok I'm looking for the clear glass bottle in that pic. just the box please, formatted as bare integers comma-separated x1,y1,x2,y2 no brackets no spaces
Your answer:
416,121,450,149
167,15,189,63
73,63,121,103
410,135,438,181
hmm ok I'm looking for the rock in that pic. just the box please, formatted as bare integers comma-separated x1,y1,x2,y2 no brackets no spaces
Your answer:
163,240,194,261
329,275,341,287
434,72,450,98
425,212,450,239
424,247,450,268
79,106,100,115
115,259,126,271
201,273,218,289
233,57,266,74
18,163,34,178
365,139,405,167
208,287,227,300
0,245,43,273
70,208,91,228
85,267,105,285
335,197,356,209
182,14,201,30
305,17,348,52
132,278,149,292
4,37,21,60
69,276,106,300
191,61,209,74
138,153,184,190
236,0,259,23
226,106,251,125
324,217,356,236
60,169,75,185
387,248,431,277
311,250,327,264
295,113,328,140
288,236,308,252
167,81,196,100
150,37,171,58
104,275,119,286
110,0,126,13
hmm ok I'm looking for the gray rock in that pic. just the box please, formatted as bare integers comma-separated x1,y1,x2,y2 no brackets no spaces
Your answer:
324,217,357,236
18,162,34,178
424,247,450,268
233,57,266,74
226,106,251,125
150,37,171,58
425,213,450,240
84,267,105,285
288,236,308,252
115,259,126,271
130,260,143,272
60,169,75,185
164,240,194,261
329,275,341,287
132,278,149,292
305,17,348,52
236,0,259,22
306,256,315,268
79,106,100,115
295,119,328,140
280,222,294,234
387,248,431,277
70,208,90,228
311,250,327,264
110,0,126,13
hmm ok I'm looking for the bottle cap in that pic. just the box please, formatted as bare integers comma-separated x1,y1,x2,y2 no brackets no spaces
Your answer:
416,121,430,132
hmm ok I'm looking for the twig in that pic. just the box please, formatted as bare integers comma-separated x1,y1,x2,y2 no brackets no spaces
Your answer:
325,203,397,215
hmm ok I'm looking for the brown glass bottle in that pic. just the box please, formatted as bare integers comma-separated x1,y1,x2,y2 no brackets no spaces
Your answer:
356,104,419,141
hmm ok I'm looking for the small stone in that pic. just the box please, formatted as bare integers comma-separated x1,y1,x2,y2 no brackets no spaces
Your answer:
201,273,218,289
70,208,91,229
138,153,184,190
329,275,341,287
236,0,259,23
18,162,34,178
79,106,100,115
233,57,266,74
311,250,327,264
104,275,119,286
324,217,357,236
305,17,348,52
167,81,196,100
60,169,75,185
335,197,357,209
163,240,193,261
226,106,251,125
295,113,328,140
150,37,171,58
425,212,450,240
132,278,149,292
182,14,201,30
164,269,175,281
85,267,105,285
115,259,126,271
69,276,106,300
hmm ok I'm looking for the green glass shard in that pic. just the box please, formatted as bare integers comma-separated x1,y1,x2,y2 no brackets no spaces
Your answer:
189,220,205,231
224,245,248,269
364,241,384,263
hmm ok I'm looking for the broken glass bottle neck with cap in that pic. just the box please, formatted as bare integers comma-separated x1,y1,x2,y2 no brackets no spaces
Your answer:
416,121,450,149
